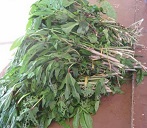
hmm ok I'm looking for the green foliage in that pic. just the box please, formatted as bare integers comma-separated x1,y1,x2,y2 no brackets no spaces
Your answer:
61,22,79,34
10,36,25,50
136,69,144,84
101,1,117,19
0,0,146,128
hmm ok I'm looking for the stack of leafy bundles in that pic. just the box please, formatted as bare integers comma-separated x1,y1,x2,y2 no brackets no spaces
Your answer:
0,0,146,128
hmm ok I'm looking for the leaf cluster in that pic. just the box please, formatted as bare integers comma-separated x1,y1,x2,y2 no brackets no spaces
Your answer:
0,0,146,128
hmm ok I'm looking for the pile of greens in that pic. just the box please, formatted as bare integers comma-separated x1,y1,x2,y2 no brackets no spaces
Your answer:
0,0,146,127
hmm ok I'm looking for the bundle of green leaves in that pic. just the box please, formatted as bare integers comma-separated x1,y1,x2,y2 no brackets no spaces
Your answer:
0,0,146,128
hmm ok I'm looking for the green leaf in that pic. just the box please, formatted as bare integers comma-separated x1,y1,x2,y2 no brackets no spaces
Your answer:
68,73,80,101
77,21,89,34
27,72,35,79
72,68,79,78
45,118,52,128
65,84,71,100
10,36,25,50
81,83,95,97
26,18,33,30
29,1,38,13
55,12,68,23
94,100,100,112
29,9,54,18
27,107,39,125
136,69,144,84
88,35,97,43
45,17,52,28
112,86,123,94
49,101,56,110
58,101,66,116
16,108,30,121
21,43,45,68
103,29,110,45
80,112,88,128
62,0,75,7
61,22,79,34
101,1,116,19
95,78,104,98
73,108,80,128
63,8,76,19
55,68,60,80
83,112,93,128
65,74,71,99
33,17,42,30
59,120,71,128
59,78,66,90
0,86,6,97
0,87,14,111
6,105,17,127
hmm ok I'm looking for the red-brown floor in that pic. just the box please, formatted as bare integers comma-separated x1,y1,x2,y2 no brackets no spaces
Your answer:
132,1,147,127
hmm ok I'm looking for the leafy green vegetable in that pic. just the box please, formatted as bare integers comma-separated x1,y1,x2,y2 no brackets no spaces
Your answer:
61,22,79,34
101,1,117,19
10,36,25,50
73,108,80,128
95,100,100,112
0,0,146,128
136,69,144,84
80,111,93,128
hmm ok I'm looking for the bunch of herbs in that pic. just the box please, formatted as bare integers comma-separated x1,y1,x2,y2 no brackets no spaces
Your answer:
0,0,146,128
